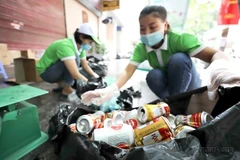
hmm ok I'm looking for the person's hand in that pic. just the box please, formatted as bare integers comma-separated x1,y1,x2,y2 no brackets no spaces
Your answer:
208,59,240,100
93,72,99,78
81,83,119,106
76,79,88,93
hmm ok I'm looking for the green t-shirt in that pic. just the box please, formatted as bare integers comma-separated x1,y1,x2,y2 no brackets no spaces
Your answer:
36,38,86,74
130,30,206,72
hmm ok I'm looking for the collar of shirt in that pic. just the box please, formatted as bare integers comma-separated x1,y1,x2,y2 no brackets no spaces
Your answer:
72,37,82,56
145,34,168,53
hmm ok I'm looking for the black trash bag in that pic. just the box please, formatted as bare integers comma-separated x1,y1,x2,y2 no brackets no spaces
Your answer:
50,95,240,160
58,126,128,160
79,58,108,79
117,87,142,111
189,102,240,159
73,76,107,95
211,86,240,117
48,103,91,154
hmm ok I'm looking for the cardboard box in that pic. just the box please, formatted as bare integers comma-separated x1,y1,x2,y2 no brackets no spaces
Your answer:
0,43,10,65
21,50,36,59
14,58,42,82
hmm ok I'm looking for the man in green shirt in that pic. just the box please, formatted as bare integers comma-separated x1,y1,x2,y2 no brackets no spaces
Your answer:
81,5,230,107
36,23,101,103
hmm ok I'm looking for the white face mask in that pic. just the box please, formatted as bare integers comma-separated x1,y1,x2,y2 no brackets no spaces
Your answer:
140,23,166,47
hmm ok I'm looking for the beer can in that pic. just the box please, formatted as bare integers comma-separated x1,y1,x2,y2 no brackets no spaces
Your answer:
92,123,134,148
106,110,128,119
167,114,177,129
175,111,213,128
124,109,143,129
134,116,174,146
104,118,113,128
137,102,170,123
76,111,105,134
174,125,195,139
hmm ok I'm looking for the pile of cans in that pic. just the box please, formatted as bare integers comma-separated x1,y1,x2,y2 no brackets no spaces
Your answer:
69,102,213,149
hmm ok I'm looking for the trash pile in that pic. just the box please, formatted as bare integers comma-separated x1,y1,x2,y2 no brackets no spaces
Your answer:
67,102,213,149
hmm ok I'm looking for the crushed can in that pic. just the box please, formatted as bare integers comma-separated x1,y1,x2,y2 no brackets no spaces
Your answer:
134,116,174,146
92,123,134,149
124,109,143,129
76,111,105,134
174,125,196,139
175,111,213,128
137,102,170,123
106,110,128,125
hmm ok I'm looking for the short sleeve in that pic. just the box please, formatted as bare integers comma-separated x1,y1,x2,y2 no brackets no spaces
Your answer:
177,33,206,56
80,50,86,59
56,45,75,60
130,43,147,66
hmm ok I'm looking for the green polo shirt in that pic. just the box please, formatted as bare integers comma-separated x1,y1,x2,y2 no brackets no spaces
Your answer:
36,38,86,74
130,30,206,72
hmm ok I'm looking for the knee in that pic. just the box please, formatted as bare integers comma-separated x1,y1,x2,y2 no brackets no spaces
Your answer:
169,53,191,66
146,69,164,84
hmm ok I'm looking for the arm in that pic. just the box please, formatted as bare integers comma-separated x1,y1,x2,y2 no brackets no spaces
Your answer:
64,59,88,82
193,47,231,63
81,59,99,78
116,63,137,89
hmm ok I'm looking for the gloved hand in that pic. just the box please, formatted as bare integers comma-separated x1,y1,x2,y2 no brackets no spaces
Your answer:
208,59,240,100
81,83,119,106
76,79,88,94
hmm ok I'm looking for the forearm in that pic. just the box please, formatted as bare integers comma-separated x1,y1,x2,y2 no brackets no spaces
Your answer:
72,73,88,82
116,68,135,89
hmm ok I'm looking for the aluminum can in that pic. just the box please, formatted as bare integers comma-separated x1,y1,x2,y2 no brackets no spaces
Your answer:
174,125,195,139
167,114,177,129
175,111,213,128
76,111,105,134
134,116,174,146
124,109,143,129
92,124,134,148
106,110,128,125
137,102,170,123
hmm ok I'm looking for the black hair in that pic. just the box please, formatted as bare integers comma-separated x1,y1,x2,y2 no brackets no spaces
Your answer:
139,5,170,30
74,29,93,45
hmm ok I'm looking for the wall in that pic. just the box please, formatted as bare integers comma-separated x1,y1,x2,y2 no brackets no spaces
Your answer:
64,0,99,38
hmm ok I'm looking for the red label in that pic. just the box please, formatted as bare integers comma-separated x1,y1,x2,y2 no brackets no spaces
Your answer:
111,124,123,130
126,119,138,129
158,128,172,139
116,143,130,149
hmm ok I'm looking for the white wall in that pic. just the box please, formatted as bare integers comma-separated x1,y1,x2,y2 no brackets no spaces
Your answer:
64,0,98,38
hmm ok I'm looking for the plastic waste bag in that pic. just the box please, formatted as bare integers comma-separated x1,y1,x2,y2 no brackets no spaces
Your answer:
48,86,240,160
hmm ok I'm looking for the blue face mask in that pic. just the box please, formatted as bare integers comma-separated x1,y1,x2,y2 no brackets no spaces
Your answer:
81,44,92,51
140,30,164,47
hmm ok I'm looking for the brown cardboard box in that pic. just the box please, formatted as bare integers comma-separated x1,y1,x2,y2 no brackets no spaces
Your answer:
21,50,36,59
14,58,42,82
0,43,10,65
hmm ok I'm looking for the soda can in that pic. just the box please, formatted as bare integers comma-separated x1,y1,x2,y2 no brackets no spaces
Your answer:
92,123,134,148
174,125,195,139
175,111,213,128
76,111,105,134
134,116,174,146
137,102,170,123
106,110,128,125
124,109,143,129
